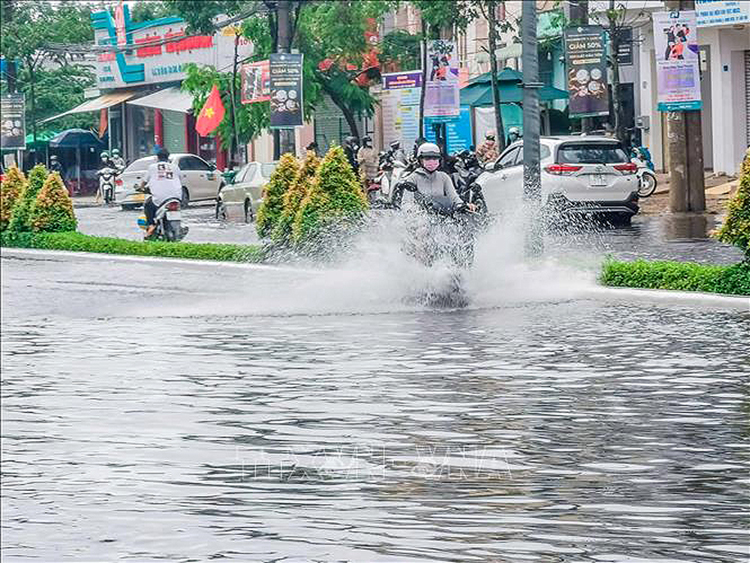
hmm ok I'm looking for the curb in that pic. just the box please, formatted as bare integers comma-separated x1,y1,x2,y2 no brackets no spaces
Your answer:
584,285,749,311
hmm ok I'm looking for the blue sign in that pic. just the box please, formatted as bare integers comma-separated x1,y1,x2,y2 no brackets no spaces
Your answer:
424,106,473,154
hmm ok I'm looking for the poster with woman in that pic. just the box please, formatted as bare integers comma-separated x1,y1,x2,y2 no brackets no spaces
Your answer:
652,10,702,111
424,40,459,118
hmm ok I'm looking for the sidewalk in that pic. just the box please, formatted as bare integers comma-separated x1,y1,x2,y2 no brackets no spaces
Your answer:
639,172,738,216
71,195,102,208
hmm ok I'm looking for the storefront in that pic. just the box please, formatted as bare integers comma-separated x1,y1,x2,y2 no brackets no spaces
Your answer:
44,4,252,167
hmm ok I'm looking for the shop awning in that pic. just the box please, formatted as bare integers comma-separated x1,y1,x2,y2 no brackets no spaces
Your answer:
40,90,139,123
127,87,194,113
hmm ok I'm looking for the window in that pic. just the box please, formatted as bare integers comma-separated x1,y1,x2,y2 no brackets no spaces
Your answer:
239,163,257,183
179,156,211,171
557,143,629,164
514,145,551,166
261,163,277,178
124,157,155,173
498,147,519,168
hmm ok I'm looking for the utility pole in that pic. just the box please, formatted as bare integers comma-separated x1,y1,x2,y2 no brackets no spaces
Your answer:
274,0,296,158
418,18,428,139
522,0,543,256
664,0,705,212
608,0,623,142
486,0,506,151
569,0,592,133
230,32,241,165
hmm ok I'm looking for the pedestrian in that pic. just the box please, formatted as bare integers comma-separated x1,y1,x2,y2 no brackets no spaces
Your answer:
305,141,319,158
343,136,359,175
476,132,499,163
357,136,378,186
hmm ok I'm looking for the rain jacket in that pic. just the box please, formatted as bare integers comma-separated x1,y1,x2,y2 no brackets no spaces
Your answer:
477,139,498,163
400,167,462,207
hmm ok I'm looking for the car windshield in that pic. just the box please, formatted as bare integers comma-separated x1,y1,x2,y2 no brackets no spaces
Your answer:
261,163,277,178
124,158,155,172
557,144,629,164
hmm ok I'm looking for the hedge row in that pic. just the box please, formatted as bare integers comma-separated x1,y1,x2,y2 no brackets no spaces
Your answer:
600,259,750,296
1,231,264,263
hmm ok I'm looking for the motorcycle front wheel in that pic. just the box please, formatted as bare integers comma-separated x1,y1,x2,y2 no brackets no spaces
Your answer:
638,173,657,198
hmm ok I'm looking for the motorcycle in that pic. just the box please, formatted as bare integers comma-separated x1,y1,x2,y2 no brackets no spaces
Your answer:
135,188,187,242
371,142,415,206
631,146,657,198
450,149,488,214
97,164,122,204
394,182,475,308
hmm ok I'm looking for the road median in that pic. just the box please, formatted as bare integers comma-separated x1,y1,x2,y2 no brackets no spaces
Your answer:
1,231,264,263
600,259,750,297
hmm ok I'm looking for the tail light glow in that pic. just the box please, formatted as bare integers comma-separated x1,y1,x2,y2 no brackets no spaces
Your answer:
166,201,181,211
614,163,638,175
545,164,583,176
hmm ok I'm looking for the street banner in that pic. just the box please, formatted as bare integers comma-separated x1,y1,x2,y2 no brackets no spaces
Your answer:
616,27,633,66
695,0,750,27
381,71,422,151
241,60,271,104
564,25,609,118
1,94,26,150
424,107,473,154
424,39,460,118
652,10,701,111
269,53,304,128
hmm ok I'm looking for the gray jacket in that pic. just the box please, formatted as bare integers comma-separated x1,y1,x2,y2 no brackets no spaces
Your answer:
401,168,462,206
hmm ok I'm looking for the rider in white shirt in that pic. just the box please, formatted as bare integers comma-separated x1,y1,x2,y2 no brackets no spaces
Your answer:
141,148,182,238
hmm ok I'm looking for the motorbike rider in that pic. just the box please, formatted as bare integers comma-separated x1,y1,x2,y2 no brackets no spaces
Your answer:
95,151,114,204
110,148,126,170
139,148,183,239
357,135,378,186
343,136,359,175
507,126,521,146
393,142,476,213
476,131,499,163
49,154,63,174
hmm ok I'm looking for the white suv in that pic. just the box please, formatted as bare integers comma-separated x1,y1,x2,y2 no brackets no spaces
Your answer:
476,136,640,224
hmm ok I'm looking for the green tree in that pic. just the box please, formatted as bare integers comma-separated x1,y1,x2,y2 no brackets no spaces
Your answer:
130,0,174,23
293,145,367,246
9,165,48,232
716,149,750,258
30,172,78,233
272,151,320,243
256,153,300,238
0,1,97,143
1,166,27,231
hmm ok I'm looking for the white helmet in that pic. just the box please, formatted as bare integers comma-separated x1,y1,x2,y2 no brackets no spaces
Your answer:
416,142,441,159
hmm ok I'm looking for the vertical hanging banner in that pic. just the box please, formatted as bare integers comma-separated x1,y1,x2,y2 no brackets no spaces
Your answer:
381,71,422,150
0,94,26,150
564,26,609,118
652,10,701,111
424,39,460,118
269,53,304,128
241,60,271,104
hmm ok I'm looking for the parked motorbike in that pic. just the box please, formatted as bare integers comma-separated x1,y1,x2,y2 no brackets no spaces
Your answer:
371,142,413,205
450,149,488,214
631,146,657,198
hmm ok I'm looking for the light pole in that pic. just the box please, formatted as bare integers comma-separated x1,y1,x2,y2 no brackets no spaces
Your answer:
522,0,543,256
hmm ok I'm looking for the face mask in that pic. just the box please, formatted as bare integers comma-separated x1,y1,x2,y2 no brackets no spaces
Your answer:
422,158,440,172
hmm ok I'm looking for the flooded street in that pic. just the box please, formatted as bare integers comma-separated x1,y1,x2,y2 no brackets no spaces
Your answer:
2,247,749,562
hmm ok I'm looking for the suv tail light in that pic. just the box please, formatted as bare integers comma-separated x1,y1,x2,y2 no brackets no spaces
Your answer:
166,201,181,211
545,164,582,176
613,163,637,175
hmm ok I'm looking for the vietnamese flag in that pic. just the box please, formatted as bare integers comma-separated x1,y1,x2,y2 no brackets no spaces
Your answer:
195,84,225,136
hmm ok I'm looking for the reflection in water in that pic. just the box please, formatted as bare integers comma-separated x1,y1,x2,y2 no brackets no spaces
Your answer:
662,213,714,242
2,303,749,561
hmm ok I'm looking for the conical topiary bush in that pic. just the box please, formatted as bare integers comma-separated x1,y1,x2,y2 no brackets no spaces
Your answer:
9,164,48,232
272,152,320,244
1,166,27,231
29,172,78,233
293,145,368,246
716,148,750,258
255,153,300,239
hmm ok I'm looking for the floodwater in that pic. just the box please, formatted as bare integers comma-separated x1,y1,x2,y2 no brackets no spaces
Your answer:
2,213,749,561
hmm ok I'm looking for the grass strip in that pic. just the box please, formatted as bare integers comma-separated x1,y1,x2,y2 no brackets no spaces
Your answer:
600,259,750,297
1,231,264,263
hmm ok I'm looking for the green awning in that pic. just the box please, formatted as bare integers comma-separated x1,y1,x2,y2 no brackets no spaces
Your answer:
461,81,568,107
467,67,523,86
25,131,59,145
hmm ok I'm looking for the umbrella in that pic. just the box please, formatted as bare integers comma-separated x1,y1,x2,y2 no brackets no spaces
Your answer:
49,129,103,195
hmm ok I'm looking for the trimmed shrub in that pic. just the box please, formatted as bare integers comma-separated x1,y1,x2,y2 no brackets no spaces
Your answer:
272,151,320,244
1,166,26,231
29,172,77,232
9,164,48,232
600,259,750,296
1,231,264,263
715,148,750,258
255,153,299,238
293,145,368,246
